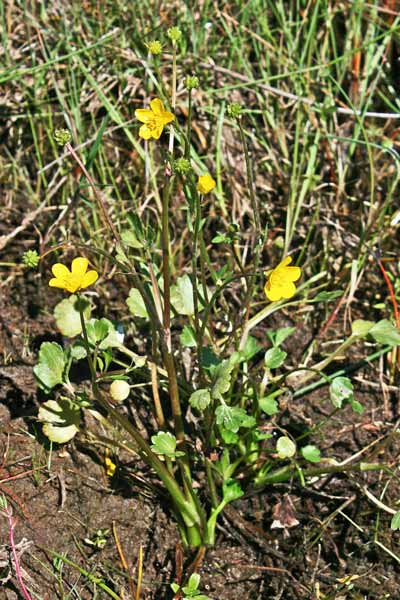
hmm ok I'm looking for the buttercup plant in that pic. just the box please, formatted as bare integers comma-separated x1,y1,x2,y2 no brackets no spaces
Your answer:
35,25,400,553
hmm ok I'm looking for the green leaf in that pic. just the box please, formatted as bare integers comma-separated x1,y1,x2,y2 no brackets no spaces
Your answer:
121,229,143,249
311,290,342,303
150,431,185,459
264,347,287,369
241,336,262,361
351,319,375,337
219,428,239,444
170,275,195,316
369,319,400,346
86,318,123,350
180,325,197,347
222,479,244,504
259,395,279,416
186,574,200,592
391,511,400,531
34,342,67,391
86,318,110,345
189,389,211,411
350,399,364,414
274,326,296,347
126,288,149,319
211,359,235,401
330,376,353,409
70,343,87,361
301,445,321,463
38,398,80,443
215,405,255,433
276,436,296,459
54,295,91,337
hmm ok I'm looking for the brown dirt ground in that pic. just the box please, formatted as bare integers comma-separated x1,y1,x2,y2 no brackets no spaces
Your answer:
1,273,400,600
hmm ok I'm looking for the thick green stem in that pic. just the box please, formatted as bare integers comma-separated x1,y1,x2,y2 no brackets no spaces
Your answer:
77,301,200,534
160,176,186,444
192,187,204,379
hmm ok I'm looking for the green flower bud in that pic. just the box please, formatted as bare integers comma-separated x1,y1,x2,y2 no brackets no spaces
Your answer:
227,103,243,119
110,380,130,402
22,249,40,268
185,75,199,90
174,158,192,175
54,128,72,146
146,40,163,55
167,26,182,45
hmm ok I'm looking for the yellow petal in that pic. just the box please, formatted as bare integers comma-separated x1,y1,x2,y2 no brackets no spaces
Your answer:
65,280,81,293
49,277,67,289
284,265,301,282
151,124,164,139
265,282,284,302
52,263,70,278
139,124,152,140
161,110,174,125
280,281,297,299
71,257,89,278
150,98,165,115
281,256,293,267
135,108,154,123
197,174,216,194
80,270,98,289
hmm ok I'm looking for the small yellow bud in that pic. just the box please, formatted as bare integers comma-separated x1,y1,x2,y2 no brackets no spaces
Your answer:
167,26,182,45
197,173,216,194
110,380,130,402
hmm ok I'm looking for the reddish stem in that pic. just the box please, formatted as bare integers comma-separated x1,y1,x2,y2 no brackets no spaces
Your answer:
6,507,33,600
377,258,400,328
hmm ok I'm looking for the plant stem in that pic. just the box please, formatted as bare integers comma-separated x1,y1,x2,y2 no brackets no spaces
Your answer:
168,45,177,156
185,88,192,160
236,118,263,349
255,461,386,487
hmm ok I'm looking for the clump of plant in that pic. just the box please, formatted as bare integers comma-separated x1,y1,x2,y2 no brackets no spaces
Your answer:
33,26,400,550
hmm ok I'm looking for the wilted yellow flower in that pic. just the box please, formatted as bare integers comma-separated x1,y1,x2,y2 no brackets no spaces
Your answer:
146,40,162,55
135,98,174,140
49,257,98,293
264,257,301,302
104,449,116,477
197,173,216,194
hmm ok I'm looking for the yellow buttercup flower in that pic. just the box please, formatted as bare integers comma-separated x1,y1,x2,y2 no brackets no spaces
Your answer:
135,98,174,140
49,257,98,293
146,40,162,55
264,257,301,302
197,173,216,194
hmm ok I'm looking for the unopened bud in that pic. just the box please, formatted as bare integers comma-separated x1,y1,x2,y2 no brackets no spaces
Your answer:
54,128,72,146
110,380,130,402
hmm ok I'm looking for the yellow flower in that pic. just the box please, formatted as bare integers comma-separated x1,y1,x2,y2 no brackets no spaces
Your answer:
135,98,174,140
49,257,98,293
197,173,216,194
264,257,301,302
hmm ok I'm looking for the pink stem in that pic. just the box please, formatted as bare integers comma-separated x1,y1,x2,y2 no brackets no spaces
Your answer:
6,508,33,600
